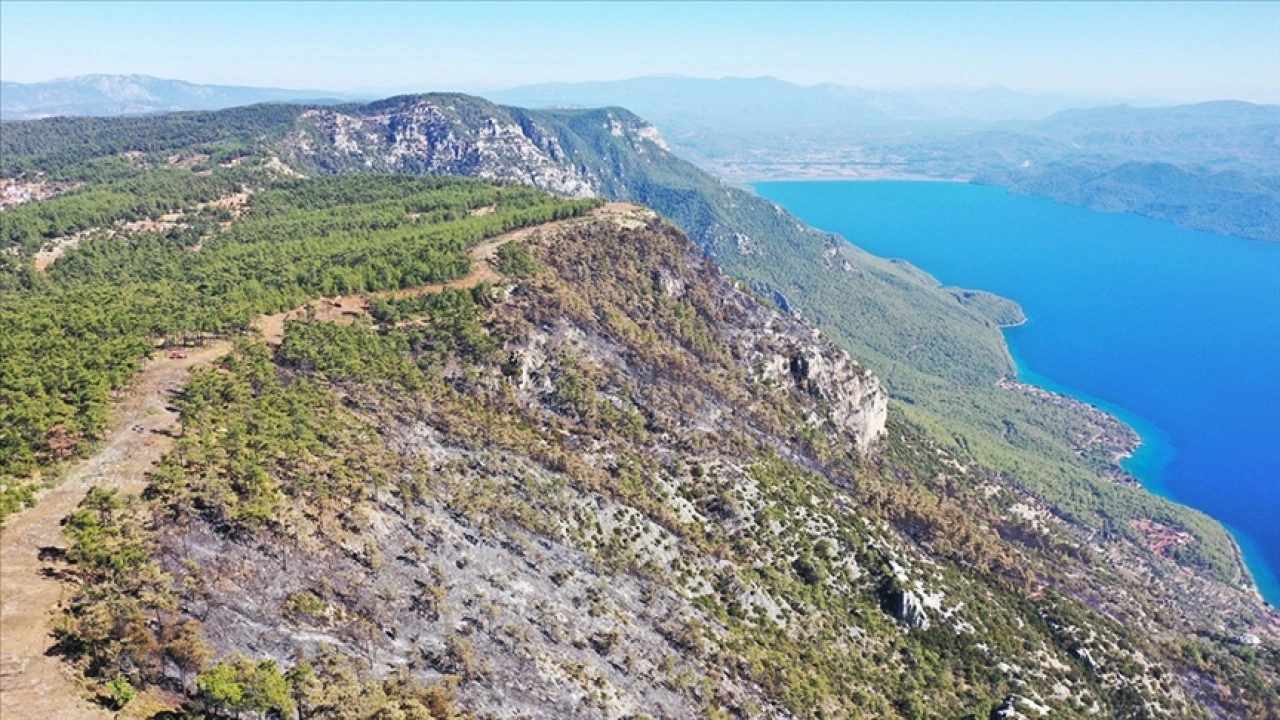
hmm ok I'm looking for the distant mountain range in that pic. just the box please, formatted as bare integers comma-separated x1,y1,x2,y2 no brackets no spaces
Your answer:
486,74,1166,136
5,74,1276,240
0,74,361,119
2,73,1160,125
490,77,1280,242
484,75,1275,172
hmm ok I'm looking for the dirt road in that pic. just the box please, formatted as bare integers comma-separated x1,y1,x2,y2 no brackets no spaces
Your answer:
0,203,645,715
0,343,228,720
253,203,644,344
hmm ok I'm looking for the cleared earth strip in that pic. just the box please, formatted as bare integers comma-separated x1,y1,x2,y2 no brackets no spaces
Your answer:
0,201,643,717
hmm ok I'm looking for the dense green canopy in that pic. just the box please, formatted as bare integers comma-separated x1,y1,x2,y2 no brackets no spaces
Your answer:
0,155,596,514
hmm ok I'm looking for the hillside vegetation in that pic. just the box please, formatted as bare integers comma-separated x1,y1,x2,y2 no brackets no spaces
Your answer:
41,202,1280,717
0,155,597,515
2,100,1277,717
0,95,1257,583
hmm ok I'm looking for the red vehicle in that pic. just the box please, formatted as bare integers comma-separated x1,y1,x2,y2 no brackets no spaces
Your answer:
169,350,188,359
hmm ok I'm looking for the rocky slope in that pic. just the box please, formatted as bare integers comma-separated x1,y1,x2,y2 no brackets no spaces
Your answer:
280,94,687,205
4,99,1279,717
154,210,898,717
265,97,1273,596
84,207,1275,718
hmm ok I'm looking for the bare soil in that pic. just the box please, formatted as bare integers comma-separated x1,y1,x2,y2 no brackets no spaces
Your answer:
0,343,229,720
253,203,644,344
33,232,93,271
0,204,647,714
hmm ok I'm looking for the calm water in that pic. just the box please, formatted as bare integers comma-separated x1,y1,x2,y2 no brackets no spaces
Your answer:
754,180,1280,605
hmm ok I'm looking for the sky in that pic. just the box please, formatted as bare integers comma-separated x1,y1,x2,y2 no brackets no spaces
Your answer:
2,1,1278,103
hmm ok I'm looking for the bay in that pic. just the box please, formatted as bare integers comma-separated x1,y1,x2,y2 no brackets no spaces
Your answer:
754,180,1280,605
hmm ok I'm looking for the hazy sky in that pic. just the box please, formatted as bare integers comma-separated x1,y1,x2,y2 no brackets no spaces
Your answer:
3,1,1278,102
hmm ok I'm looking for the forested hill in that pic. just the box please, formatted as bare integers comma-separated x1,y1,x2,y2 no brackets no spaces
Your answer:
1,168,598,501
3,98,1279,716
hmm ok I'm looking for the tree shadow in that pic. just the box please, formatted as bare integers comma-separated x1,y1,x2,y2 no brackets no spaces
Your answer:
36,545,66,562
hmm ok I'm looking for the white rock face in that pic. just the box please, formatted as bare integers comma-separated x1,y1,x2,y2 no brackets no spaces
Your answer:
634,123,670,150
895,589,931,630
1233,632,1261,646
991,694,1035,719
1072,646,1100,674
792,344,888,455
288,103,599,198
755,334,887,455
282,98,679,204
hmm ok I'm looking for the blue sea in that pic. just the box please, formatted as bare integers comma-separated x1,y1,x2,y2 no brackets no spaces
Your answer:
754,180,1280,606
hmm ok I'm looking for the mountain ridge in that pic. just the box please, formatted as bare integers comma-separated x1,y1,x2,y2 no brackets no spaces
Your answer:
4,73,1172,124
487,76,1280,241
10,74,1275,240
0,73,362,119
2,95,1278,717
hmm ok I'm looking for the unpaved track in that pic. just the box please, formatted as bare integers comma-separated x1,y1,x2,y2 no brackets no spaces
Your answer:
0,343,228,720
253,203,643,344
0,204,644,715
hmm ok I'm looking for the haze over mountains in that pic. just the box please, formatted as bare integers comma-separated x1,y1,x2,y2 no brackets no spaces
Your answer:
5,73,1278,242
490,76,1280,242
0,73,1160,123
486,74,1172,136
4,92,1279,717
0,74,360,119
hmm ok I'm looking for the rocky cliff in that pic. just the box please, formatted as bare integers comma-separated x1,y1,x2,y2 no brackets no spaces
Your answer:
72,205,1255,718
147,209,916,718
282,95,672,202
5,98,1279,718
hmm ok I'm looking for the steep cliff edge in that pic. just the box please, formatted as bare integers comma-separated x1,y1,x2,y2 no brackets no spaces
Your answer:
267,96,1262,597
149,209,906,717
4,101,1278,717
43,202,1276,718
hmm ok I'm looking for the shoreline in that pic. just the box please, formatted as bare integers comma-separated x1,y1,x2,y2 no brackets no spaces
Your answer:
735,170,1278,244
996,316,1028,329
735,174,969,183
713,166,971,184
1004,333,1280,607
752,177,1280,609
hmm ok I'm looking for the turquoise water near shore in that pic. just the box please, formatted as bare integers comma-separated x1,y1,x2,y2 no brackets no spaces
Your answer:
1004,341,1176,496
754,180,1280,605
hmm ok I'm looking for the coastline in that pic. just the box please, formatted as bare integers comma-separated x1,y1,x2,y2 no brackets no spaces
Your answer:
1006,336,1175,492
1004,330,1280,606
1228,526,1280,609
734,166,1275,243
996,315,1027,329
725,163,1277,244
749,177,1280,609
731,174,967,183
711,165,971,184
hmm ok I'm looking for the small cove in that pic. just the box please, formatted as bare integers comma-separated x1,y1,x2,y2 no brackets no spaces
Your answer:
754,180,1280,605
